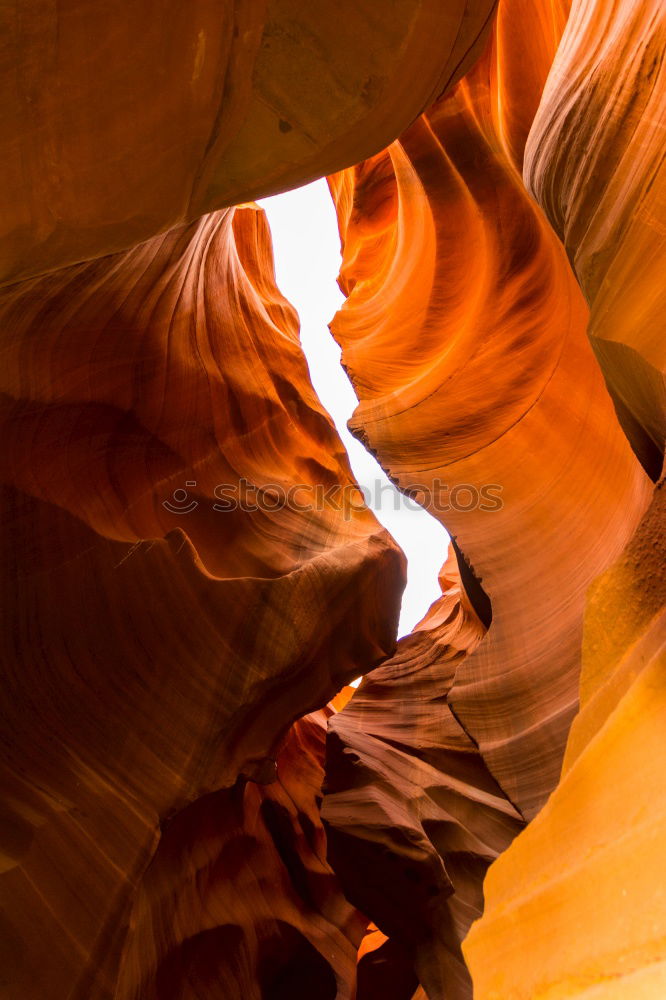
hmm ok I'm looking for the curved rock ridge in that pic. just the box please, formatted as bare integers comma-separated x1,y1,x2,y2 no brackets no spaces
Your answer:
114,709,367,1000
461,7,666,990
1,0,498,285
524,0,666,478
323,551,524,1000
327,0,652,820
0,204,404,998
463,479,666,999
2,0,664,996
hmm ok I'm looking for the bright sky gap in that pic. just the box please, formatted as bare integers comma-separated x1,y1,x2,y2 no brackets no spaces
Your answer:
259,179,450,638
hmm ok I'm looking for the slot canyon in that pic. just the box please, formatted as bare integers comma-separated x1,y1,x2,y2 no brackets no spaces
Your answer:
0,1,664,998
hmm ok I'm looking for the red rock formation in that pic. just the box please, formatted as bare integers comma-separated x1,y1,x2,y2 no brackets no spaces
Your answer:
324,552,524,999
463,480,666,998
1,0,497,284
2,0,665,997
460,1,666,993
0,204,404,998
327,0,651,823
524,0,666,478
114,709,367,1000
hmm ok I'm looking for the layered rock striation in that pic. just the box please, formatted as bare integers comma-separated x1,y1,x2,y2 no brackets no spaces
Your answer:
115,709,367,1000
525,0,666,478
326,0,651,825
462,0,666,993
0,205,404,998
1,0,665,997
464,480,666,998
324,553,524,999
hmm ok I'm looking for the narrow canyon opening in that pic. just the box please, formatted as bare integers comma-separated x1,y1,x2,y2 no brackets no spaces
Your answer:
259,179,450,638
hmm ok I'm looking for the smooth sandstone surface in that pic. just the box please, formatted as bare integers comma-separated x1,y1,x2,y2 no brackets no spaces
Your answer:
0,205,404,998
525,0,666,477
1,0,665,996
319,7,661,994
1,0,497,284
326,0,651,822
114,709,368,1000
324,552,524,1000
463,482,666,999
460,0,666,993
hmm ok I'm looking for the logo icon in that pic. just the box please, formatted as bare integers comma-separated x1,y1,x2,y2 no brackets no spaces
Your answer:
162,481,198,514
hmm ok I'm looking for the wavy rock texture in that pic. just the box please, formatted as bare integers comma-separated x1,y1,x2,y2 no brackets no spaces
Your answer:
459,4,666,990
525,0,666,478
2,0,665,997
324,552,524,1000
464,480,666,998
114,709,368,1000
327,0,652,823
1,0,498,284
0,205,404,999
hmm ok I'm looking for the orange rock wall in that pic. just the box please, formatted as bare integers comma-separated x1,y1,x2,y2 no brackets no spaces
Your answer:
327,0,651,823
462,0,666,993
463,483,666,998
1,0,664,997
115,710,367,1000
0,205,404,998
525,0,666,477
0,0,497,284
324,553,524,999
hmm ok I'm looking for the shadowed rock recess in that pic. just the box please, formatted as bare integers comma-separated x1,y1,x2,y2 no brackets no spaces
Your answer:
0,1,663,999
